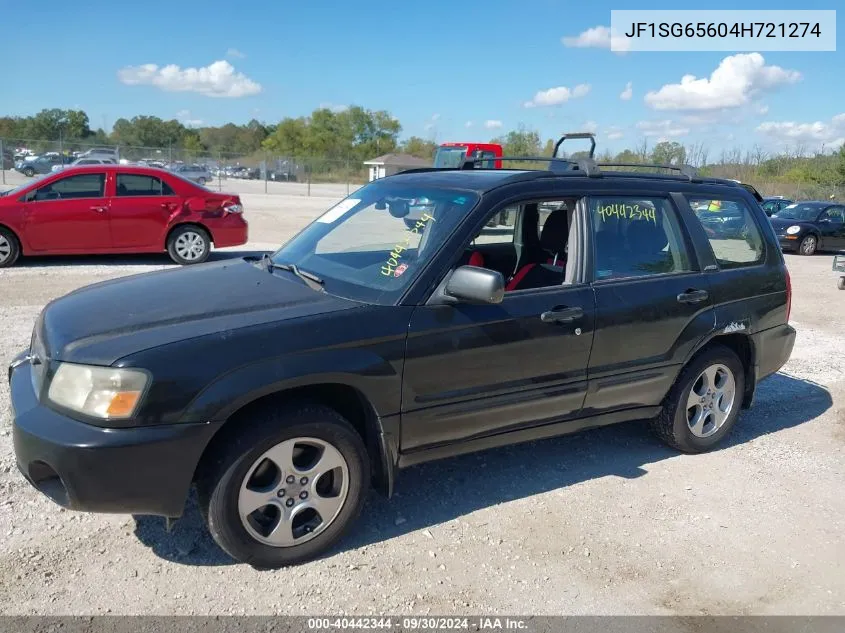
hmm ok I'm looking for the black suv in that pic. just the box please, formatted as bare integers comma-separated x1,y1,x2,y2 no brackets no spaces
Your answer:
9,134,795,568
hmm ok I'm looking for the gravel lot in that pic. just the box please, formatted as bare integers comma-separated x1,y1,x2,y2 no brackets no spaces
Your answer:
0,185,843,616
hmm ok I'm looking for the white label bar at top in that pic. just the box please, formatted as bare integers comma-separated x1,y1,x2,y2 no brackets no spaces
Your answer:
609,10,836,52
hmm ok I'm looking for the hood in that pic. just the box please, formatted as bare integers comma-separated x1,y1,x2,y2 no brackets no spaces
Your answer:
39,258,359,365
769,217,812,232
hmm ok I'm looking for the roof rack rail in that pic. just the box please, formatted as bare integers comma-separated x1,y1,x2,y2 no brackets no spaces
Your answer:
552,132,596,159
596,162,701,182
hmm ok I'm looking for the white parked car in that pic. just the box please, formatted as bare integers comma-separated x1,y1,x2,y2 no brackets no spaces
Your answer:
51,157,117,172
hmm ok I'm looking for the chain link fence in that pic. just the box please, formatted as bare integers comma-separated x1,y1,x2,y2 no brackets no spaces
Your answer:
0,138,386,196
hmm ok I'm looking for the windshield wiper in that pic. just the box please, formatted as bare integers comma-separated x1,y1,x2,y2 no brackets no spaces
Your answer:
261,254,324,291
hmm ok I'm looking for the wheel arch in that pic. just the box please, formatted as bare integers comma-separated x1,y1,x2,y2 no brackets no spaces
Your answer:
165,221,215,249
0,222,23,256
193,382,396,500
684,332,756,409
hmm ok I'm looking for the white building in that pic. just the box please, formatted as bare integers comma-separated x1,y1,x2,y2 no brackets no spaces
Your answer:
363,153,430,182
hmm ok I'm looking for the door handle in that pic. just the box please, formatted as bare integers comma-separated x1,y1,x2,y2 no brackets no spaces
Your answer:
90,205,107,213
677,289,709,304
540,306,583,323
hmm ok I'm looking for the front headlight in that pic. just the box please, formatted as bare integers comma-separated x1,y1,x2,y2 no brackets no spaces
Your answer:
786,225,801,235
47,362,149,420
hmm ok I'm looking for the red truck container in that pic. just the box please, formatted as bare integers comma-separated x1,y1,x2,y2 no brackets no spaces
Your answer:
433,142,503,169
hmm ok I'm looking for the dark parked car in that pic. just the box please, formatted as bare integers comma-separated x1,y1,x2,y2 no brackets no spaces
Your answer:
769,201,845,255
9,141,795,569
14,154,73,177
761,196,794,217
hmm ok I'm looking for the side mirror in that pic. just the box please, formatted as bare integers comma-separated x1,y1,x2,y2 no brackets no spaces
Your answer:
443,266,505,304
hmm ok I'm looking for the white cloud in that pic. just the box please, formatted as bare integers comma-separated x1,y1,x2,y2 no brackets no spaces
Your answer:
118,60,262,98
604,126,624,140
583,121,598,133
176,109,203,127
423,113,440,132
756,113,845,149
523,83,591,108
484,120,503,129
465,121,474,128
620,81,633,101
226,48,246,59
644,53,801,111
318,103,349,113
561,25,630,54
636,120,691,139
756,104,769,115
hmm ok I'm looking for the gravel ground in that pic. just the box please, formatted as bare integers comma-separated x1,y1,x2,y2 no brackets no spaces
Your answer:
0,191,843,616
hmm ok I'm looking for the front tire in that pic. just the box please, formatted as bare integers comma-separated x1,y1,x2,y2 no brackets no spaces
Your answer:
22,167,35,177
197,177,207,185
166,225,210,265
197,403,368,568
798,234,817,255
651,344,745,453
0,227,21,268
838,277,845,291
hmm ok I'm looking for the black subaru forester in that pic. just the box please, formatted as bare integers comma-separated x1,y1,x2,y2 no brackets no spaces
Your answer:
9,137,796,568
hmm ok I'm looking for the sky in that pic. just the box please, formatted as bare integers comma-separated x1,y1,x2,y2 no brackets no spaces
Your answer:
2,0,843,155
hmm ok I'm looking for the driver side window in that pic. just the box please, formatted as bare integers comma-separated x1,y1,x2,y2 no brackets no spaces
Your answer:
824,207,844,223
463,199,577,293
31,173,106,201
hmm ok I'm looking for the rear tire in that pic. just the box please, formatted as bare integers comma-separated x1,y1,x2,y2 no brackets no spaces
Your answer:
0,227,21,268
197,177,207,185
651,344,745,453
166,225,210,265
838,277,845,291
196,403,368,568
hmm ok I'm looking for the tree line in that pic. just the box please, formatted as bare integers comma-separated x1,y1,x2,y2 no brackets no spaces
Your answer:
2,108,844,187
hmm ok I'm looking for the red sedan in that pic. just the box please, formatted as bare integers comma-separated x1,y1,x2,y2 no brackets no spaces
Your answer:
0,165,248,267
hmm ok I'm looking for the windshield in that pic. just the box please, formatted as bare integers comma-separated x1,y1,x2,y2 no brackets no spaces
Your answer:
433,147,468,168
772,204,821,221
271,179,480,304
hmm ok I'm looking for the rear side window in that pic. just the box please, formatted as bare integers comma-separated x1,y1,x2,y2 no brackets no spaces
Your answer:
34,173,105,200
116,174,175,196
686,196,764,268
590,196,691,280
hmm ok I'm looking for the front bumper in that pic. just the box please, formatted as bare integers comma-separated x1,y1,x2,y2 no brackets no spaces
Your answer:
778,236,800,251
10,352,218,518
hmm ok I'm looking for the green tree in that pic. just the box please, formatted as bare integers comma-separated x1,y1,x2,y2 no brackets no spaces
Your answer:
182,133,205,154
651,141,686,165
400,136,437,159
65,110,91,139
492,125,541,157
837,144,845,185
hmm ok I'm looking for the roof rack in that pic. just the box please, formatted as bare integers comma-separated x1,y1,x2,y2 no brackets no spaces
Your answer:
595,162,701,182
553,132,596,159
450,130,709,183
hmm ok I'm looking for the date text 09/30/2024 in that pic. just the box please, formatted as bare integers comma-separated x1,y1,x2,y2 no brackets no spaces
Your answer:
306,617,529,631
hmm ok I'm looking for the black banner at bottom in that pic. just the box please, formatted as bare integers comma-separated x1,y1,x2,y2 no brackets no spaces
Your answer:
0,617,843,633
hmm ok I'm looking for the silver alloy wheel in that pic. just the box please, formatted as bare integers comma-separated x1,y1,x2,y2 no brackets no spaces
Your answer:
0,235,10,264
238,437,350,547
174,231,206,261
801,235,817,254
686,363,736,438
